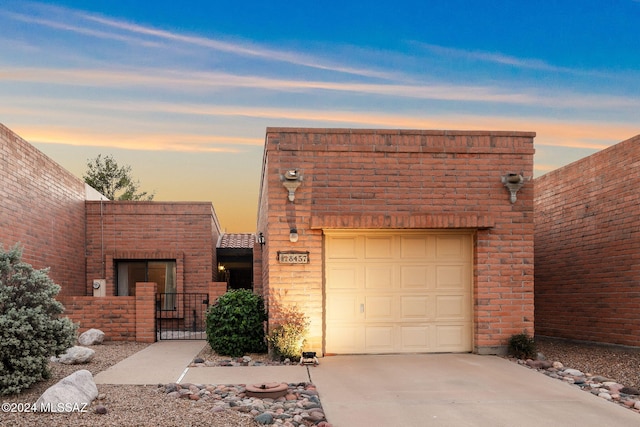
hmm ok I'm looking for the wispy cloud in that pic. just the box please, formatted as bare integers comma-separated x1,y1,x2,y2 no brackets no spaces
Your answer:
19,126,259,153
3,65,640,111
9,96,635,151
2,4,394,81
417,42,565,71
414,42,613,78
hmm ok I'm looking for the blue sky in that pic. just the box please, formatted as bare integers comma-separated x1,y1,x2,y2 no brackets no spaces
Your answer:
2,1,639,231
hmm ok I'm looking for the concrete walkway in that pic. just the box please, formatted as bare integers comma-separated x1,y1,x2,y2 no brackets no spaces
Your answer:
94,340,310,385
95,342,640,427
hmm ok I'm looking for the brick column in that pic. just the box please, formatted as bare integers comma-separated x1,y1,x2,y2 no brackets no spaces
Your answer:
135,282,157,343
208,282,227,307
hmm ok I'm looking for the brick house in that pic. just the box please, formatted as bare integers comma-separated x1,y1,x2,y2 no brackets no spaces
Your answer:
2,123,537,353
534,135,640,347
256,128,536,356
0,123,228,341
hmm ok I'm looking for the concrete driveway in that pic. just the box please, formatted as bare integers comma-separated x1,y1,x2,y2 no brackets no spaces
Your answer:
95,342,640,427
310,353,640,427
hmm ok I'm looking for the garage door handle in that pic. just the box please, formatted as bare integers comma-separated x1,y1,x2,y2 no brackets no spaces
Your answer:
360,303,365,313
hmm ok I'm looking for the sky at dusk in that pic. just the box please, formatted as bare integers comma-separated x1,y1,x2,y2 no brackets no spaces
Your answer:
2,1,639,231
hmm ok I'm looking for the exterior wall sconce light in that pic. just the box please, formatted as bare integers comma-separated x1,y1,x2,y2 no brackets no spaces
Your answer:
501,173,528,203
281,169,303,202
257,232,265,247
289,228,299,243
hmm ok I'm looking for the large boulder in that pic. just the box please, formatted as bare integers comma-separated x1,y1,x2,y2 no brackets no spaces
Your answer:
78,328,105,346
35,369,98,412
52,346,95,365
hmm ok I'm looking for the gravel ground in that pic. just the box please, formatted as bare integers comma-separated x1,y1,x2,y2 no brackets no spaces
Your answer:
0,342,259,427
3,338,640,426
536,337,640,390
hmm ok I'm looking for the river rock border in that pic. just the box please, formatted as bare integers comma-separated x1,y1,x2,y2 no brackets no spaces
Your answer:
160,381,332,426
517,358,640,414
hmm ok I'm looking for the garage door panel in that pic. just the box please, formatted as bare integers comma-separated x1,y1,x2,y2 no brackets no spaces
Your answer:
327,266,360,290
435,324,472,352
400,236,432,259
365,236,393,259
400,265,431,289
364,296,394,320
435,295,469,320
400,325,431,351
365,265,394,289
365,326,394,351
327,236,359,259
436,235,469,260
400,296,431,319
326,295,359,322
327,325,363,353
436,265,467,289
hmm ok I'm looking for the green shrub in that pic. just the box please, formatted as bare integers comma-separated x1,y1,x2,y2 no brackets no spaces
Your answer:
205,289,267,357
268,302,310,362
508,332,537,359
0,244,77,395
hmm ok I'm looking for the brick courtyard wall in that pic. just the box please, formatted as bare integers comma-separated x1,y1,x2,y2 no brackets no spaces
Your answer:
85,201,222,296
60,296,136,341
0,124,86,296
257,128,536,355
534,135,640,347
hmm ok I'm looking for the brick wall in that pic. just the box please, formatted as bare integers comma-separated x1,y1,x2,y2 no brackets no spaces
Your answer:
0,123,86,296
85,201,222,296
60,282,158,342
257,128,536,355
60,296,137,341
534,135,640,346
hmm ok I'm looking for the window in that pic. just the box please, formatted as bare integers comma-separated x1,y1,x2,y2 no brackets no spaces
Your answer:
116,260,176,299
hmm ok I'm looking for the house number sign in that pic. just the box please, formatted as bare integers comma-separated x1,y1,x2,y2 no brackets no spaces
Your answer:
278,251,309,264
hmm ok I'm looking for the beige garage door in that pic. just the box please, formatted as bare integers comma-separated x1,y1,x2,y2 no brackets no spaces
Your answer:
325,230,473,354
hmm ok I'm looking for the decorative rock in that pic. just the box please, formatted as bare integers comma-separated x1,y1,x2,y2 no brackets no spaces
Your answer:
591,375,616,383
78,328,105,345
635,401,640,410
604,382,623,393
563,368,584,377
526,359,553,369
552,361,564,369
598,392,612,400
193,357,205,364
35,370,98,412
621,386,640,395
242,355,252,363
53,346,95,365
254,412,273,425
94,405,108,414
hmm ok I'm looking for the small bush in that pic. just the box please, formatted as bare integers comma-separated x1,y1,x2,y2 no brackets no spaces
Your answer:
268,301,310,362
205,289,267,357
0,244,77,395
508,332,536,359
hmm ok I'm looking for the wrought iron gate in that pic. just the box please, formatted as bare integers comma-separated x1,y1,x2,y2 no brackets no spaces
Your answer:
156,293,209,340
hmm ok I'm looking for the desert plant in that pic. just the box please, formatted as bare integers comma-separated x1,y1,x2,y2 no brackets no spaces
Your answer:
268,301,310,362
508,332,537,359
205,289,267,357
0,244,77,395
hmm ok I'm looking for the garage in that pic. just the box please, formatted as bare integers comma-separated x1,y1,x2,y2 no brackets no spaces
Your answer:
324,230,473,354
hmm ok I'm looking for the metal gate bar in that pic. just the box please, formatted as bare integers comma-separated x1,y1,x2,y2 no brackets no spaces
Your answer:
156,293,209,340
